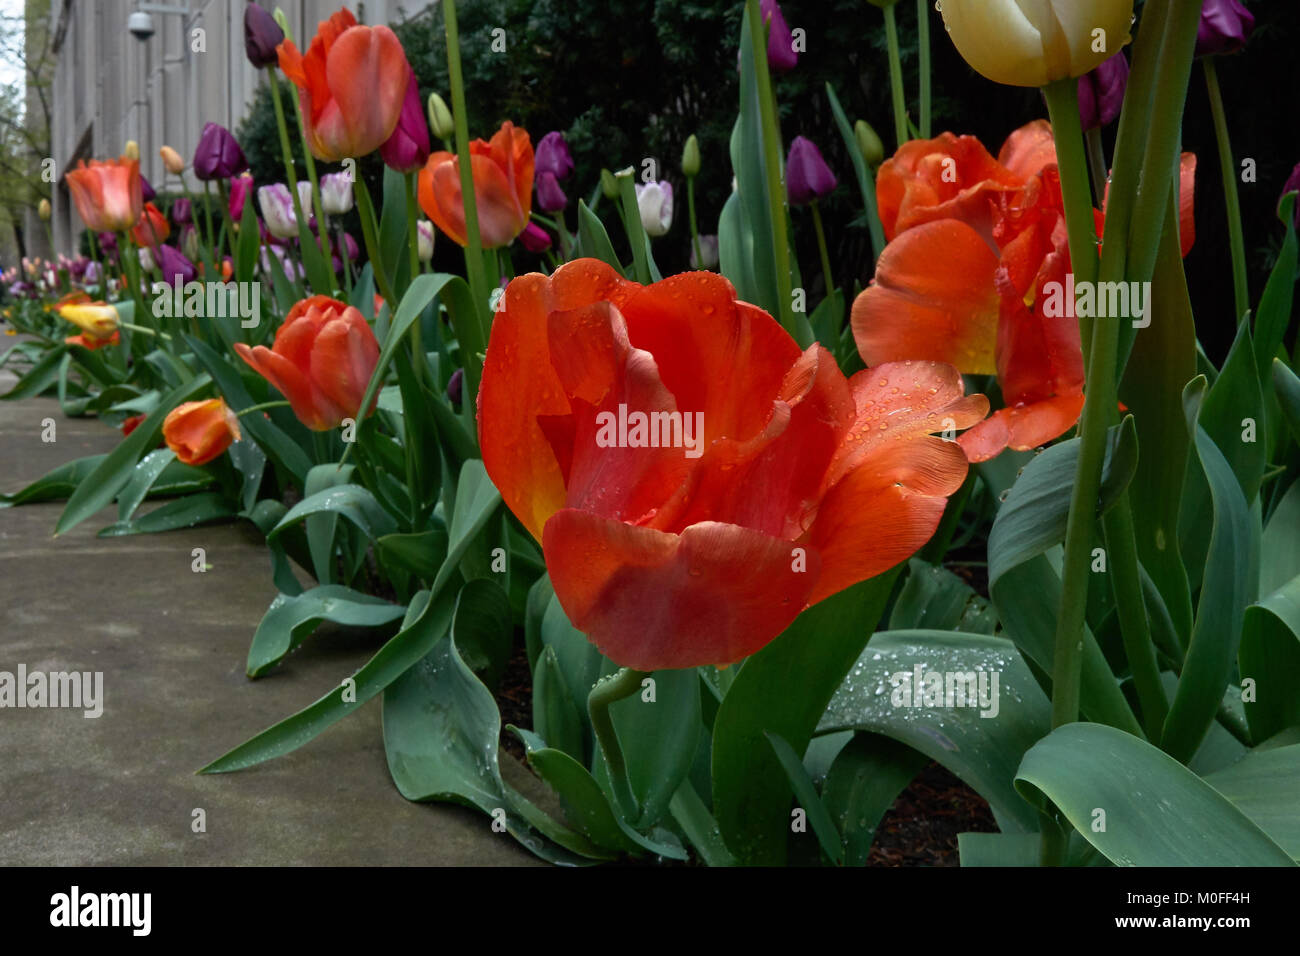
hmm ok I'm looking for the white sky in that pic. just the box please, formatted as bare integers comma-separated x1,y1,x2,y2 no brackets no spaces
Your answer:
0,0,27,94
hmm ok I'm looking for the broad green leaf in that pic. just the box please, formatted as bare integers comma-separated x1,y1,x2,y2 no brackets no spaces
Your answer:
1162,379,1260,763
1,454,107,507
301,463,356,584
376,529,449,582
1015,723,1293,866
712,570,898,865
450,577,513,691
270,482,397,552
610,667,701,830
1274,359,1300,445
766,731,844,865
821,732,928,866
0,343,68,401
201,586,457,773
532,646,585,761
55,373,213,536
1239,573,1300,743
890,558,997,634
1204,742,1300,859
98,492,235,536
432,459,501,597
668,780,736,867
818,630,1048,833
245,585,405,678
575,200,623,273
1199,321,1266,502
1254,194,1297,386
1261,479,1300,595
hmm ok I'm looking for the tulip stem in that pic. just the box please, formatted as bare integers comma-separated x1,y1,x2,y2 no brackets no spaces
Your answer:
1203,57,1249,324
883,3,909,148
267,68,309,297
119,322,170,341
235,400,290,418
616,172,653,285
404,172,422,294
810,200,835,309
687,176,703,270
287,86,334,276
745,0,800,343
442,0,492,368
201,182,217,273
354,176,398,312
337,225,354,296
916,0,931,138
1085,128,1108,209
588,667,649,821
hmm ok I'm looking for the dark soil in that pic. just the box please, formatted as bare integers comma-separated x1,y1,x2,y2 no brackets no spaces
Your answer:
493,642,998,866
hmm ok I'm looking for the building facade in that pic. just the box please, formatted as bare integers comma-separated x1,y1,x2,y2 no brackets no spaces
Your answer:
49,0,421,255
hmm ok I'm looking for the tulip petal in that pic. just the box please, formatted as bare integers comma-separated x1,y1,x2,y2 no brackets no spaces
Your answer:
324,25,408,160
958,392,1086,463
310,311,380,423
852,219,1001,374
997,119,1057,182
422,151,527,248
543,511,817,670
235,342,342,432
1179,152,1196,257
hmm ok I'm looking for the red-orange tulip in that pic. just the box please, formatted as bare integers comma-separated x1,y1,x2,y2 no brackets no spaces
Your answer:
479,259,987,671
163,398,241,466
234,295,380,431
276,8,410,162
64,331,120,351
130,202,170,248
65,156,142,233
418,121,533,248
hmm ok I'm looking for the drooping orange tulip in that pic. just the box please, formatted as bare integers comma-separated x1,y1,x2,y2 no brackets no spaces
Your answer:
65,331,120,351
163,398,241,466
130,202,170,248
276,8,410,162
56,293,120,342
418,121,533,248
234,295,380,431
65,156,142,233
479,259,988,671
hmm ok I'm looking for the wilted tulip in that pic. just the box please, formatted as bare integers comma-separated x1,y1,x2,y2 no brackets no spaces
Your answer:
258,184,298,239
635,181,673,236
193,123,248,181
1078,52,1129,130
66,156,143,233
418,121,534,248
320,172,353,215
1196,0,1255,57
163,399,241,466
243,2,284,68
786,136,837,205
380,70,431,173
520,221,552,253
235,296,380,431
278,9,410,161
160,145,185,175
416,219,434,261
940,0,1135,88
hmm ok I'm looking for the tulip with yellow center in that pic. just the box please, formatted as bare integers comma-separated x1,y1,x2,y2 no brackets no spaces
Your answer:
57,297,120,341
940,0,1135,88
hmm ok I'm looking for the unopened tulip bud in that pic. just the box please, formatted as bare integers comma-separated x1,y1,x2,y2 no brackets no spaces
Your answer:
600,168,619,200
682,134,700,179
427,92,454,140
37,199,51,221
854,120,884,168
272,8,292,40
160,145,185,175
124,140,139,161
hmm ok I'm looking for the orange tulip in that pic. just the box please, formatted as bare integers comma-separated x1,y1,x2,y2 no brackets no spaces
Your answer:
234,295,380,431
65,330,120,351
65,156,142,233
163,399,241,466
56,293,119,342
478,259,987,670
418,121,533,248
131,202,170,248
276,8,410,161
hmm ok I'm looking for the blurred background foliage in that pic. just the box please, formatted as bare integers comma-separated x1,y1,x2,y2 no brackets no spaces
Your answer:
236,0,1300,363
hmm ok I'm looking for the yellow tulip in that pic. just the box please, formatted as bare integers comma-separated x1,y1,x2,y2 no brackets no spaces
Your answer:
940,0,1134,88
124,140,140,161
58,301,120,341
160,145,185,175
37,199,51,221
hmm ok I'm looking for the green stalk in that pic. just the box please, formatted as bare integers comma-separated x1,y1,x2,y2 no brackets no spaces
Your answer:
286,87,333,271
617,172,652,285
810,200,835,301
1102,493,1168,739
404,172,421,294
354,176,397,310
1084,127,1108,208
235,399,291,417
201,181,217,274
86,230,103,296
746,0,797,338
1203,57,1249,323
337,226,354,295
267,70,310,266
443,0,491,363
687,176,703,269
916,0,931,138
883,3,909,147
1044,80,1099,354
587,667,649,820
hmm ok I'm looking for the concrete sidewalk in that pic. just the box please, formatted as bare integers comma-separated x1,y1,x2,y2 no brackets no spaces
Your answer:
0,371,542,865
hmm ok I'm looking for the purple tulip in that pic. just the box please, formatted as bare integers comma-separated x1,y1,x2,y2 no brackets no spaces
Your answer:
83,261,101,286
520,221,552,253
155,243,196,285
229,173,254,222
380,71,431,173
1196,0,1255,57
447,368,464,407
244,2,284,69
761,0,798,74
171,198,192,225
786,136,837,205
535,132,574,181
536,171,568,213
1078,52,1129,131
140,175,156,202
331,232,360,272
1281,162,1300,228
193,122,248,181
